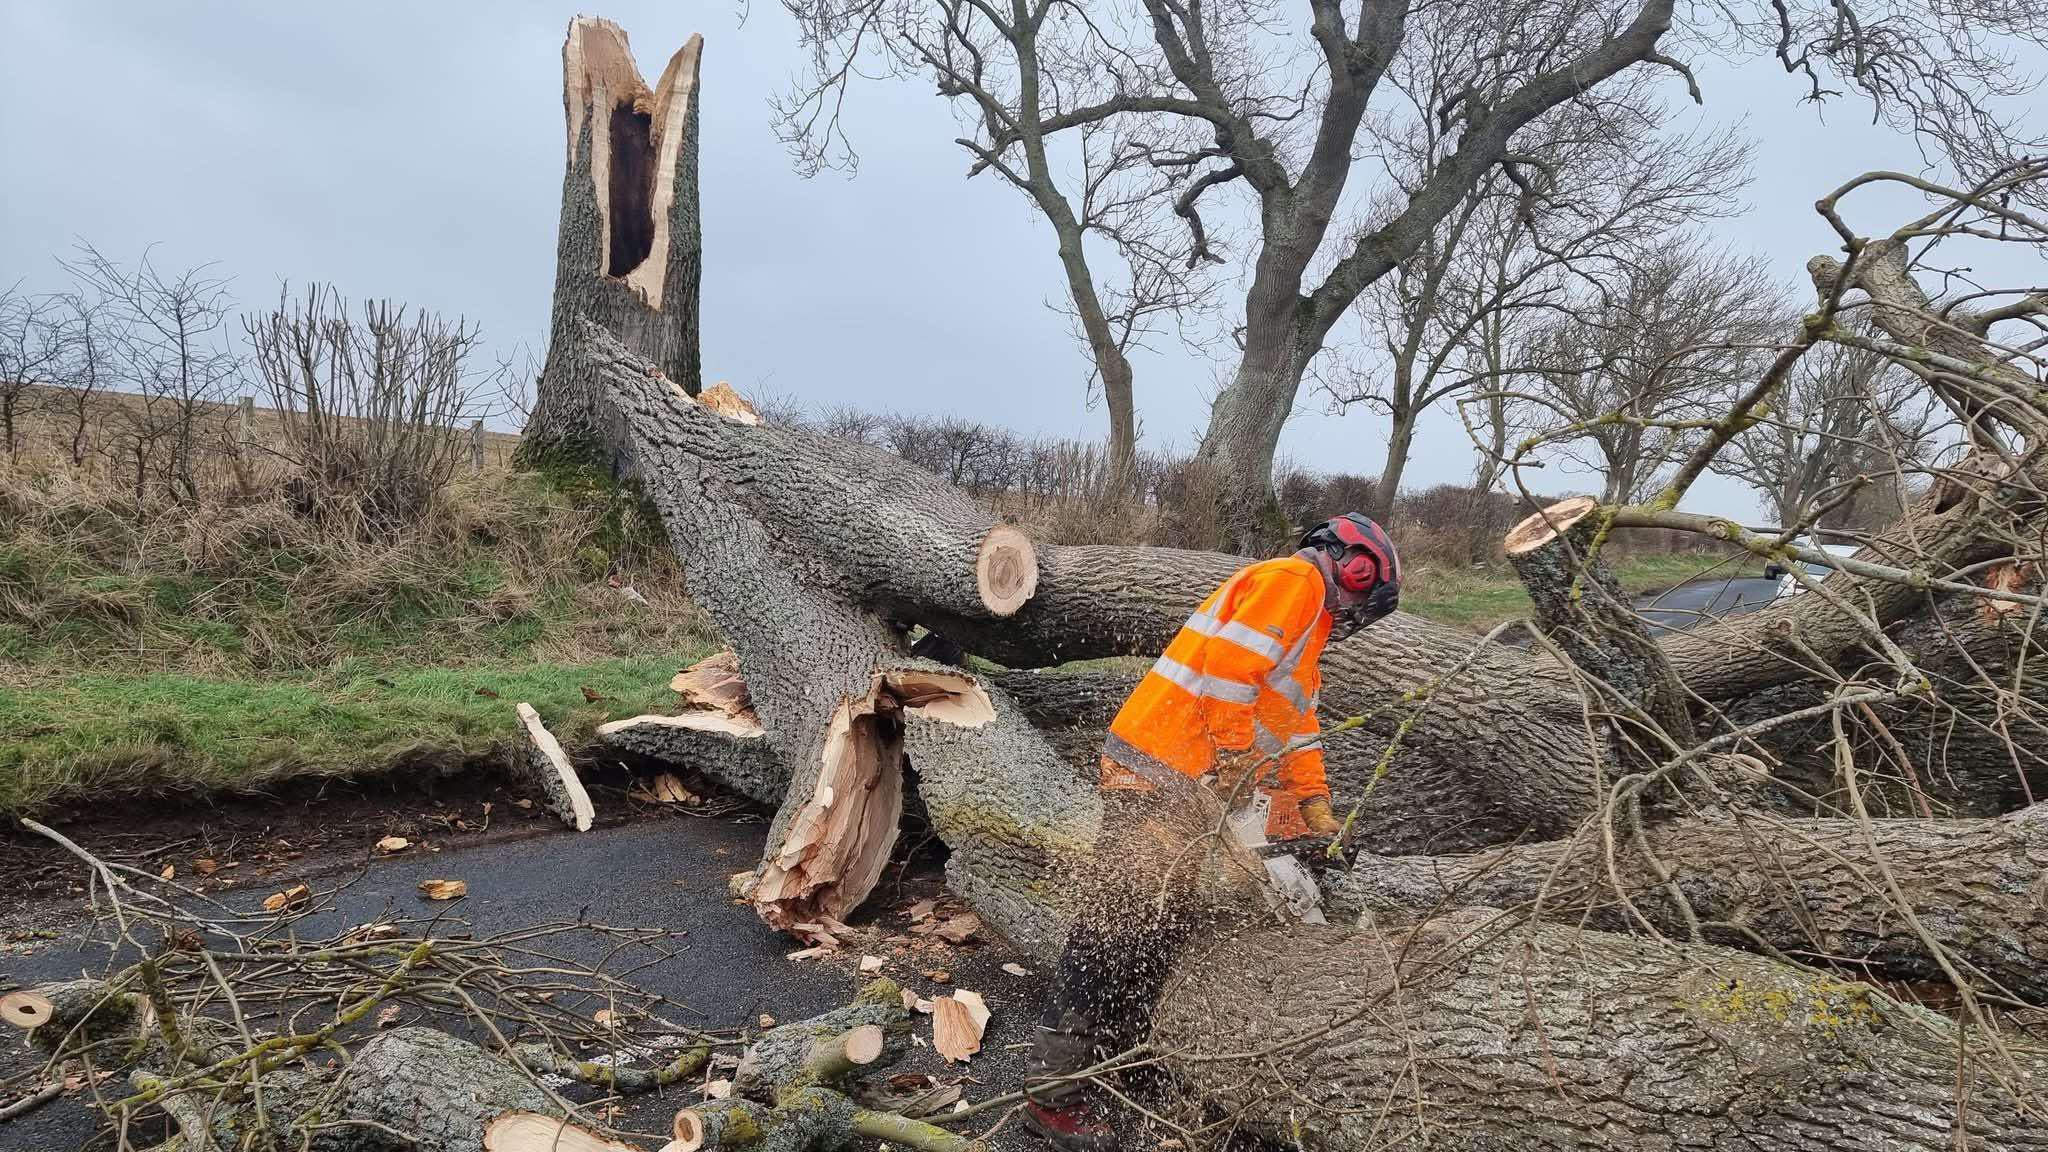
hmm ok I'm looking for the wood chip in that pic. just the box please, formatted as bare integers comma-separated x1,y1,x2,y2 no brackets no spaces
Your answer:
261,885,309,913
905,898,937,923
931,991,989,1063
158,863,176,881
375,836,410,854
417,879,468,901
784,945,834,962
633,772,702,805
860,955,885,974
703,1078,733,1099
1002,962,1031,977
375,1005,403,1029
933,913,980,945
758,1014,777,1028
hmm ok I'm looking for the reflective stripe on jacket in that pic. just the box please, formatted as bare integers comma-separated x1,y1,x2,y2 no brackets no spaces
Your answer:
1100,555,1332,838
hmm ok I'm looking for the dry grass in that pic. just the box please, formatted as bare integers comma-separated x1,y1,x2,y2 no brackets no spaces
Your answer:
0,460,703,675
0,414,714,810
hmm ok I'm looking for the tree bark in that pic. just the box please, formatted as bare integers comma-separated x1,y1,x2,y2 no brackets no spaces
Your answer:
1505,496,1695,744
1151,910,2048,1152
1325,804,2048,1002
1368,400,1414,525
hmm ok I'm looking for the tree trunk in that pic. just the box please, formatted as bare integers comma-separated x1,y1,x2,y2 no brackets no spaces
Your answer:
520,17,703,469
1190,322,1304,553
1325,804,2048,1002
1505,496,1694,744
1368,395,1414,525
1152,911,2048,1152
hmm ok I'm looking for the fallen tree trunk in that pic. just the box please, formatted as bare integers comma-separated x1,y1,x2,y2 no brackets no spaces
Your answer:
1324,803,2048,1002
1151,910,2048,1152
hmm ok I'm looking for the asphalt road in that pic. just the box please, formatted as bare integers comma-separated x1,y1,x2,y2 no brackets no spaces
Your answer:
0,814,1052,1151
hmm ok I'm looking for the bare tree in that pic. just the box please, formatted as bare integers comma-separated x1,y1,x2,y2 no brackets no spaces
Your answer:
0,286,67,459
1320,73,1751,523
243,284,501,534
65,246,239,503
776,1,1218,496
48,287,120,468
1716,333,1934,532
780,0,2048,549
1513,237,1781,503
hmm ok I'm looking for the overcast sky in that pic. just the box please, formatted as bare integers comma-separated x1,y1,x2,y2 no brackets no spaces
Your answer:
0,1,2022,519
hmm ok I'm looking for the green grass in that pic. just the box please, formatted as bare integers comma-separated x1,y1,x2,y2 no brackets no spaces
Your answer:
1403,552,1765,631
0,652,709,812
0,462,719,812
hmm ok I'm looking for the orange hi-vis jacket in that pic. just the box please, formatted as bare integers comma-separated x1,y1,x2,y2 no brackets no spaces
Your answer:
1100,556,1332,839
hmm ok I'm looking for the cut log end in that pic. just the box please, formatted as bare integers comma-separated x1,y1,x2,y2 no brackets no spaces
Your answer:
975,524,1038,617
844,1022,886,1066
671,1109,705,1152
484,1111,637,1152
0,991,52,1030
1504,495,1602,557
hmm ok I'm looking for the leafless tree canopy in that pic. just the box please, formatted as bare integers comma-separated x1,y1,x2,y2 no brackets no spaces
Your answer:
243,285,507,535
1506,237,1783,503
1716,334,1936,532
775,0,2048,549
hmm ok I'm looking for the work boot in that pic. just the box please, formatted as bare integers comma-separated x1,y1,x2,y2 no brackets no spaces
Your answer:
1022,1098,1117,1151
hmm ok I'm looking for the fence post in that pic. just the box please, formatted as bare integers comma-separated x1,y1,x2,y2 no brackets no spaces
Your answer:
470,419,486,472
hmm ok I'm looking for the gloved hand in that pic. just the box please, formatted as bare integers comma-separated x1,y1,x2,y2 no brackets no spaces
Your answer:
1299,796,1343,837
1298,797,1358,867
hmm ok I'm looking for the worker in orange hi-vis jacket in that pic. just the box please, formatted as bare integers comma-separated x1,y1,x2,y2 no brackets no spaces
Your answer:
1021,513,1402,1151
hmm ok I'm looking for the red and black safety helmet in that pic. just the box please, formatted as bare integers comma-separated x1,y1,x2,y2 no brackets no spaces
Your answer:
1300,513,1400,595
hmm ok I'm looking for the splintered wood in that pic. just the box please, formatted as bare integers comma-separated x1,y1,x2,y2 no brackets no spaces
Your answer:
669,650,757,720
633,772,701,805
516,702,596,832
931,990,989,1063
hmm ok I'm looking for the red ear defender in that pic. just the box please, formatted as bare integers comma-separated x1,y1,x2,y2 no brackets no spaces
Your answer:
1335,550,1378,593
1299,513,1399,595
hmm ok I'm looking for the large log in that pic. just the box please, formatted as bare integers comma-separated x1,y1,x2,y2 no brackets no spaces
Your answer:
1325,803,2048,1001
1151,910,2048,1151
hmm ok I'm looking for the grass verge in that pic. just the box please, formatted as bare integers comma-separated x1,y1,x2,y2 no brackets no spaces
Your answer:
0,653,708,812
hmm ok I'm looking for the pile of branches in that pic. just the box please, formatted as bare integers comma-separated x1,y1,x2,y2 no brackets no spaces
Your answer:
1,821,1008,1151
